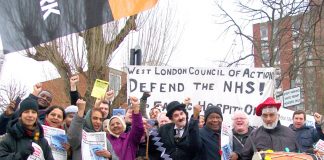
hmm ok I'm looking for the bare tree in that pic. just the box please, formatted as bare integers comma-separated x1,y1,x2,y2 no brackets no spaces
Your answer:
112,0,182,110
0,80,27,113
216,0,324,114
21,0,180,111
133,0,182,66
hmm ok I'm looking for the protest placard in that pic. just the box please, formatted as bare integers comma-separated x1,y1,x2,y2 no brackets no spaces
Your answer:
113,109,126,117
91,79,109,99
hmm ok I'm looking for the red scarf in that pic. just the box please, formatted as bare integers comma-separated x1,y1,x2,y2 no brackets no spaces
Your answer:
44,120,64,130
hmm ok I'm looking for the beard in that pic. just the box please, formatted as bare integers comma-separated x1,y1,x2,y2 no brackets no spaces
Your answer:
262,118,278,129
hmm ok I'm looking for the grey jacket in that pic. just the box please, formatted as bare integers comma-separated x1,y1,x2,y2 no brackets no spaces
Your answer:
241,121,300,160
67,110,118,160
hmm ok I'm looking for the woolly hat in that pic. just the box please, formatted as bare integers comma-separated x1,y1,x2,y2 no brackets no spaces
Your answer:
255,97,281,116
166,101,186,119
18,98,39,116
107,115,126,137
64,105,78,114
204,105,223,122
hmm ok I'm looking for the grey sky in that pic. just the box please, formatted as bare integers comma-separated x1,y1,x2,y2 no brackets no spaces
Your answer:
0,0,254,94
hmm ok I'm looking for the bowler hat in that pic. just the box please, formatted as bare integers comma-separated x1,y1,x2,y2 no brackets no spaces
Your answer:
166,101,186,119
255,97,281,116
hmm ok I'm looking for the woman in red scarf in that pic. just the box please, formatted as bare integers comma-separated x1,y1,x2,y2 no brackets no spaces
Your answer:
43,106,66,129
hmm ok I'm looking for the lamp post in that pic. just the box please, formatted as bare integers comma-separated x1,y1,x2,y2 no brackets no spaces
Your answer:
130,46,142,65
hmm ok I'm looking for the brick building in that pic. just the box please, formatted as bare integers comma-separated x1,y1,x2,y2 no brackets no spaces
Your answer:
42,67,127,107
252,1,324,114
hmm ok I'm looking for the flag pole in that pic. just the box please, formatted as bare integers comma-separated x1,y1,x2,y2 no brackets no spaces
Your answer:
0,37,4,75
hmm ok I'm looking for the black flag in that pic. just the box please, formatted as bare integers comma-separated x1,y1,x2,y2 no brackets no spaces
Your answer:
0,0,157,54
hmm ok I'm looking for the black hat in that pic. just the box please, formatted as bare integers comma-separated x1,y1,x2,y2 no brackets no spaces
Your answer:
18,98,39,116
166,101,186,119
204,105,223,122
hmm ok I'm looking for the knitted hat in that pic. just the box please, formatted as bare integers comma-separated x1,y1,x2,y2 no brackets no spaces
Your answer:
107,115,126,137
18,98,39,116
64,105,78,114
166,101,186,119
204,105,223,122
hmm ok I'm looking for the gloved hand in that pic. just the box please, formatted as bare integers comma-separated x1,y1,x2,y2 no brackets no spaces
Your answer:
19,142,34,159
141,91,151,100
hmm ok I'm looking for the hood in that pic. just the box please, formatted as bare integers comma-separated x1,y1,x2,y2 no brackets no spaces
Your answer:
83,110,103,132
7,118,44,139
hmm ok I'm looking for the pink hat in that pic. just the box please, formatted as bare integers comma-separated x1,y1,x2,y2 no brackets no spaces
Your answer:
255,97,281,116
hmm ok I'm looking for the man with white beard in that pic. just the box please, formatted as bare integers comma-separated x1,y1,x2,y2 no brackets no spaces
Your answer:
240,97,300,160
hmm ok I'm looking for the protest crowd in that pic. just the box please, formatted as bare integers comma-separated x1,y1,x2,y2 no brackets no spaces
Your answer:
1,75,324,160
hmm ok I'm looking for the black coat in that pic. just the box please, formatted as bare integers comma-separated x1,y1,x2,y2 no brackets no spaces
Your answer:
0,95,46,135
151,117,199,160
0,118,54,160
195,126,222,160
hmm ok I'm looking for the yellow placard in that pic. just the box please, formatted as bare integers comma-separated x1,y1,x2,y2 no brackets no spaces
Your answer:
91,79,109,99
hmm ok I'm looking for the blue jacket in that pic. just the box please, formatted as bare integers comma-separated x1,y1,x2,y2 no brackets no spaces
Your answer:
289,123,324,152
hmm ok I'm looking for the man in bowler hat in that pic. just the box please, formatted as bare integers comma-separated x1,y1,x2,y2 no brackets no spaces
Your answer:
150,101,201,160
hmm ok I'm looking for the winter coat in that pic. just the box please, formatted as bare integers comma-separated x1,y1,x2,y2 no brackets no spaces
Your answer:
67,110,118,160
241,121,300,160
0,94,47,135
0,118,54,160
231,126,254,156
196,126,221,160
151,116,199,160
289,123,324,152
108,112,144,160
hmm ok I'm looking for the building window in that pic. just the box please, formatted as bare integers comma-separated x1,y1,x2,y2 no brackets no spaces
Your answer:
260,27,268,40
109,73,121,97
261,49,269,63
261,40,268,48
292,21,301,37
274,51,280,65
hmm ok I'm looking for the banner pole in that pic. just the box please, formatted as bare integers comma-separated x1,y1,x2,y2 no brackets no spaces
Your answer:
0,36,4,75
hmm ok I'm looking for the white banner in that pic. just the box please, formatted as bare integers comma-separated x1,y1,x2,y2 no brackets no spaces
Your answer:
127,66,276,127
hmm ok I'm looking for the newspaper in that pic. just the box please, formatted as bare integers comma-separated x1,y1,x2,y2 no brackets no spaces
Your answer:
221,122,232,160
42,125,67,160
81,130,108,160
315,139,324,152
27,142,45,160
